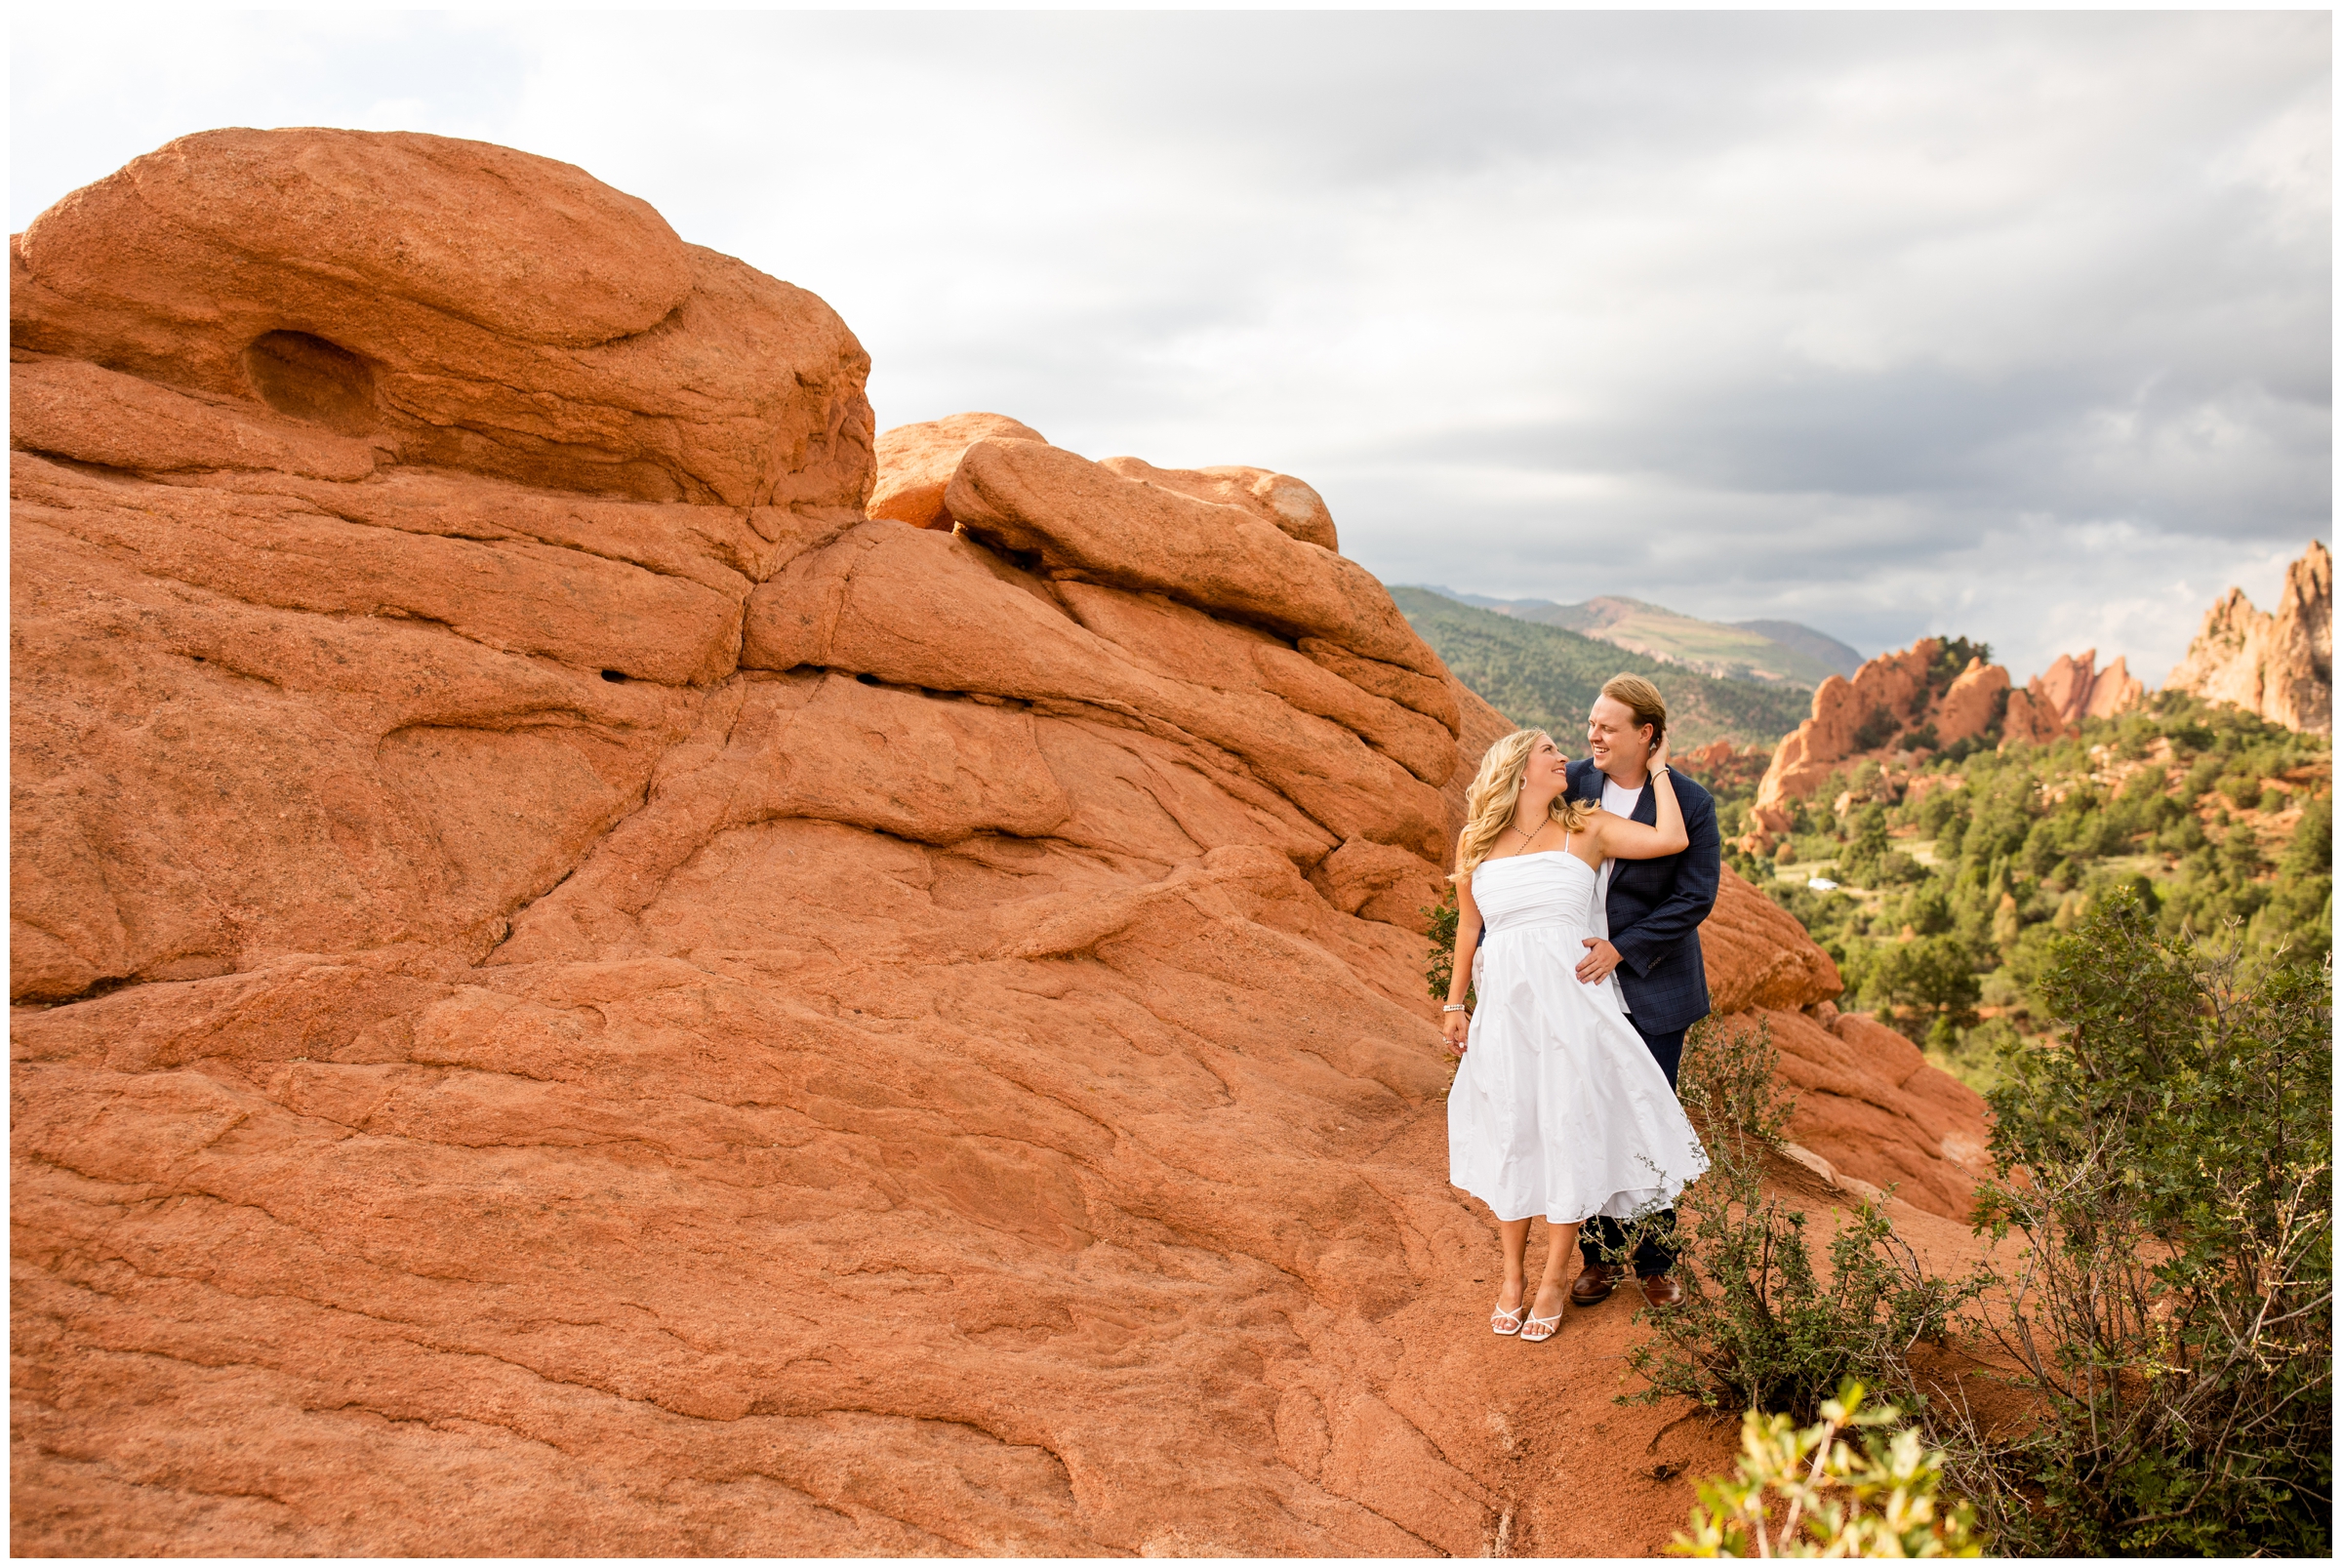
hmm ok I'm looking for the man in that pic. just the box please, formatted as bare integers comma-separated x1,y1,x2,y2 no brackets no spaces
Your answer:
1566,673,1721,1309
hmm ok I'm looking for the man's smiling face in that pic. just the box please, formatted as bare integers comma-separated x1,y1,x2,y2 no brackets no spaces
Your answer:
1586,694,1650,776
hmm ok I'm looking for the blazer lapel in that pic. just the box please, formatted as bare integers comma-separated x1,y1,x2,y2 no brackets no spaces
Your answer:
1632,783,1657,824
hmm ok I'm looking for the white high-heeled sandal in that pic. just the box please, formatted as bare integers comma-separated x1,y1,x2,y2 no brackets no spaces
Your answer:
1490,1295,1525,1336
1520,1293,1564,1343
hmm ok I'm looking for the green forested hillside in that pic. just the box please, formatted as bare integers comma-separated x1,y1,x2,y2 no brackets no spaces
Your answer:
1714,693,2334,1091
1393,586,1813,748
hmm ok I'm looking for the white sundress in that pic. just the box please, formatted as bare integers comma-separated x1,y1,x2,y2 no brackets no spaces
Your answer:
1446,844,1710,1224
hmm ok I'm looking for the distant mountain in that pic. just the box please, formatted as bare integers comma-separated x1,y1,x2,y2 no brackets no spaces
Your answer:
1408,587,1855,689
1392,587,1812,751
1730,620,1862,680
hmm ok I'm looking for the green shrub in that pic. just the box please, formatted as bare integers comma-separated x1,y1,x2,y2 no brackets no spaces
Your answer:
2180,753,2223,801
1622,1017,1979,1425
1791,833,1839,864
1872,851,1928,887
1962,893,2332,1555
1422,884,1473,1009
1672,1381,1984,1558
1851,705,1900,753
1839,805,1891,884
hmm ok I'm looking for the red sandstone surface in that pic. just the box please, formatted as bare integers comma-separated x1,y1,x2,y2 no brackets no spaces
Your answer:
11,130,1989,1556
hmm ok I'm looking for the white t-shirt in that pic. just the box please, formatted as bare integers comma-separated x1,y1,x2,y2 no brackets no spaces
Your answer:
1595,772,1646,1011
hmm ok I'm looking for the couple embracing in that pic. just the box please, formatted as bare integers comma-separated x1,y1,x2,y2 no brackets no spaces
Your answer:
1440,675,1722,1344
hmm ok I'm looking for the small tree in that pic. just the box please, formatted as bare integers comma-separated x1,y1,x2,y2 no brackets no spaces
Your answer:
1965,892,2332,1555
1864,935,1981,1038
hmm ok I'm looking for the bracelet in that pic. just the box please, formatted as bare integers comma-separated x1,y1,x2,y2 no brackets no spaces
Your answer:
1441,1004,1468,1013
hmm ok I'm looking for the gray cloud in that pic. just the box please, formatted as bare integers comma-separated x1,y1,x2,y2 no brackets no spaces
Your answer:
11,11,2327,682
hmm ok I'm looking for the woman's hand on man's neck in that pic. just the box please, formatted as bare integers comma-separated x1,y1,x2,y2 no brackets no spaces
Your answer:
1602,751,1651,791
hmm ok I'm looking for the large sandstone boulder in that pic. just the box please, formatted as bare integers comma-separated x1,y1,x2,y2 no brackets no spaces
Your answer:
1934,659,2011,744
944,438,1435,677
2166,542,2332,735
10,130,1990,1557
1701,871,1844,1015
1734,1007,1990,1219
14,129,873,509
2000,685,2062,747
1099,454,1341,552
868,411,1047,529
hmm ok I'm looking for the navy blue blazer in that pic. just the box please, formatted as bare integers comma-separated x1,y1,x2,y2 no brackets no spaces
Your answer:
1567,755,1721,1035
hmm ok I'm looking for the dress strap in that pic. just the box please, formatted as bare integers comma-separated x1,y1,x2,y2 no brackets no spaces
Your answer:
1561,829,1571,857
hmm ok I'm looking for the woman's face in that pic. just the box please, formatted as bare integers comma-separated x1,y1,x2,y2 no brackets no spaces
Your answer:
1524,733,1569,790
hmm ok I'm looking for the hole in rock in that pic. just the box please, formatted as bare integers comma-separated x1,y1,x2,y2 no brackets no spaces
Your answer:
600,669,627,683
855,672,882,686
243,331,379,436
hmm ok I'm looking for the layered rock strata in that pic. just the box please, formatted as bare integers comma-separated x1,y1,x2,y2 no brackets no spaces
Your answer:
11,130,1987,1557
2166,542,2332,736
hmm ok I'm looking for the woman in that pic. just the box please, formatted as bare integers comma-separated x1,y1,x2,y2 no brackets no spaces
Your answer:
1441,729,1710,1343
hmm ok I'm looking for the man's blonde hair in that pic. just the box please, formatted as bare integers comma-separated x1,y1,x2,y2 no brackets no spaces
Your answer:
1600,673,1668,745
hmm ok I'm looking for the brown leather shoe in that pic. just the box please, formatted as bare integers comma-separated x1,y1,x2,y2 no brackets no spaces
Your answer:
1638,1271,1683,1308
1570,1264,1624,1307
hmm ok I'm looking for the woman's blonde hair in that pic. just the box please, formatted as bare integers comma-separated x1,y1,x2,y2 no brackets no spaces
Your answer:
1452,729,1594,882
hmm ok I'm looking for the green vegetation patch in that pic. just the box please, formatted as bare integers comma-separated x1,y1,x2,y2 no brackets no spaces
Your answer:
1713,691,2332,1093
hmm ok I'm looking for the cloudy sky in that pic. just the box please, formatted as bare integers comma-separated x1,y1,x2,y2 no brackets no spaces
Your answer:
13,11,2329,681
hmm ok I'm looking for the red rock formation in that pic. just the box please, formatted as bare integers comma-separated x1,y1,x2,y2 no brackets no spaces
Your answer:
1999,685,2064,747
10,130,1989,1557
1749,637,2155,844
1756,645,1925,820
2000,649,2146,748
1752,1007,1988,1218
2166,542,2333,735
1680,738,1771,793
868,411,1047,529
2028,648,2143,726
1750,640,2001,836
13,129,871,508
